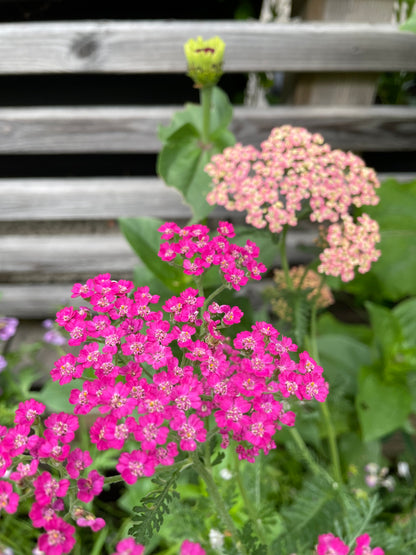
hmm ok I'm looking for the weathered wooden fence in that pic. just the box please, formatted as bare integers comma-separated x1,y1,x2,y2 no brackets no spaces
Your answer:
0,17,415,318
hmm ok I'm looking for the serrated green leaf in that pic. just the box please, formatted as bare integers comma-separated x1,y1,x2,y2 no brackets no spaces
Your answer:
356,365,412,441
129,470,180,544
119,217,188,294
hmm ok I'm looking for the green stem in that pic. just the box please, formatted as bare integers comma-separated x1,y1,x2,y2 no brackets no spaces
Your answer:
308,300,343,485
278,226,293,290
200,86,213,144
190,452,248,555
320,401,343,484
202,283,228,313
289,427,322,478
233,452,270,552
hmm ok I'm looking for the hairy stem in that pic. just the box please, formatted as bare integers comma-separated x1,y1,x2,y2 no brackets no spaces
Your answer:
190,451,248,555
200,86,213,144
308,299,343,485
279,226,294,290
234,452,270,552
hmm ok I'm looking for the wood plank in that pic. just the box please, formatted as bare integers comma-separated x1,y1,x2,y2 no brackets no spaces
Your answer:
0,178,192,221
0,21,414,74
293,0,395,106
0,105,414,154
0,231,314,274
0,173,414,222
0,233,139,275
0,284,84,319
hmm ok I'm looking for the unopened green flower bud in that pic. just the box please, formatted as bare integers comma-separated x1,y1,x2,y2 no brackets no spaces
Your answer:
184,36,225,88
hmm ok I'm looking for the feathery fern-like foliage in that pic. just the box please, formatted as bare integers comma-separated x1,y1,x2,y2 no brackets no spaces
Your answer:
129,468,180,544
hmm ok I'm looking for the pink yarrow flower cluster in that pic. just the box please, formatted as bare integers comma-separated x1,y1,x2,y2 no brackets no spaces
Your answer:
205,125,381,282
0,222,327,552
316,532,384,555
158,220,267,290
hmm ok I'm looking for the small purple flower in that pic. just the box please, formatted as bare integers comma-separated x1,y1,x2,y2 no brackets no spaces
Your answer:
0,317,19,341
0,355,7,372
42,319,66,346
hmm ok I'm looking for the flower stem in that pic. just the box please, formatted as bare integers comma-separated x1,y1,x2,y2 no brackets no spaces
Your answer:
289,427,322,477
308,301,343,485
200,86,213,145
233,452,270,553
190,451,248,555
278,226,293,290
320,401,343,484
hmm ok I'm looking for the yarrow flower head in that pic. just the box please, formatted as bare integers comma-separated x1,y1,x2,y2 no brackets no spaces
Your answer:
0,222,328,552
205,125,381,282
315,532,384,555
269,265,334,322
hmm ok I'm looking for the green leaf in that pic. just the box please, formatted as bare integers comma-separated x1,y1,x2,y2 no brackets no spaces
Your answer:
31,380,74,413
338,432,383,470
130,470,180,544
232,225,277,269
317,333,372,396
366,302,403,360
366,301,416,378
317,313,372,345
157,87,233,142
356,365,412,441
157,87,235,222
350,178,416,301
400,11,416,33
157,128,215,221
208,87,234,135
393,297,416,344
119,217,188,294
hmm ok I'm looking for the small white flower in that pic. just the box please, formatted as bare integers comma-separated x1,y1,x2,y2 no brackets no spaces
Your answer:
209,528,224,550
381,476,395,492
397,461,410,479
219,468,233,480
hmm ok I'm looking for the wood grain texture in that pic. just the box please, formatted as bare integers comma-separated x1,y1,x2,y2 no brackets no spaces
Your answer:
0,231,314,275
0,231,315,317
0,21,414,74
0,105,414,154
0,173,414,222
0,178,192,221
294,0,395,105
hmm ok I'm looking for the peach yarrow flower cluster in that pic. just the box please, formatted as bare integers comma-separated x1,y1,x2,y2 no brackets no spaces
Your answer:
205,125,381,282
270,266,334,322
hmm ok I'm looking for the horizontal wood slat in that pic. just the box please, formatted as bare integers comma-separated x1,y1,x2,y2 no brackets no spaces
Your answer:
0,21,414,74
0,178,191,221
0,105,415,154
0,231,314,317
0,232,314,275
0,173,414,222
